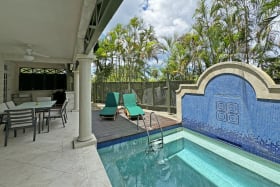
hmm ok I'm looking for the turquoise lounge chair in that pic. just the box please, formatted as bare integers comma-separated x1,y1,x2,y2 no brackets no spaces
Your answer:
100,92,120,120
123,93,144,119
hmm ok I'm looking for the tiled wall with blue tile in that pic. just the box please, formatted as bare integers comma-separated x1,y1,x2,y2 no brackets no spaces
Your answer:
182,74,280,163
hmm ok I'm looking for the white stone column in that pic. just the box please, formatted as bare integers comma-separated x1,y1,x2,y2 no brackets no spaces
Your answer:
73,70,79,111
73,54,96,148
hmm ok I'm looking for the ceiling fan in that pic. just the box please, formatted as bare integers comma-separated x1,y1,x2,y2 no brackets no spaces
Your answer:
23,46,49,61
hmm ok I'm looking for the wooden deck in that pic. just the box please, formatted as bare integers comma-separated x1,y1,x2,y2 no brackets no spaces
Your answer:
92,110,180,145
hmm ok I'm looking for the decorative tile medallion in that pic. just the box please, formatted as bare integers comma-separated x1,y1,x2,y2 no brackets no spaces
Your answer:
216,101,239,125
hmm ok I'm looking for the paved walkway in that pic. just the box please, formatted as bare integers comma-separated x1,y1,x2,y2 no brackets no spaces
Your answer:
0,111,111,187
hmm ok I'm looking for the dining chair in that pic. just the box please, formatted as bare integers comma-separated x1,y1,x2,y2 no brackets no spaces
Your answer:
0,103,8,112
4,108,37,146
0,103,8,126
44,99,68,132
5,101,16,109
35,96,52,131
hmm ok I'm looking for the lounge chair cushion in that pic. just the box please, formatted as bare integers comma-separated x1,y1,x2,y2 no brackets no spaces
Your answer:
125,106,144,117
123,93,144,118
100,106,118,116
99,92,119,119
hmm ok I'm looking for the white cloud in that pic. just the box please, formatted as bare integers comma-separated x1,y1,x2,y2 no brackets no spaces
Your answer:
141,0,197,37
103,0,199,38
103,0,142,34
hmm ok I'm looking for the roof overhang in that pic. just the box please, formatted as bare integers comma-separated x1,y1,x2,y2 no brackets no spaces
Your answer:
0,0,123,64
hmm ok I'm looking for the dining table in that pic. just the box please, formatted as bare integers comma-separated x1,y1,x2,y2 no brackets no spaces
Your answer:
13,100,57,133
14,100,56,110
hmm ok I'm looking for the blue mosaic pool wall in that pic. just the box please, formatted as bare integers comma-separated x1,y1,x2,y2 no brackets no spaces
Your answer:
181,74,280,163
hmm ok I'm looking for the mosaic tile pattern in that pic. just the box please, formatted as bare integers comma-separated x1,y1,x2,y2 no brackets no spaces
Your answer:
216,101,239,125
182,74,280,164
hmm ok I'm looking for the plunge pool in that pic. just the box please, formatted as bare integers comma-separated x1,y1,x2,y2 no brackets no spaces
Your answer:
98,128,280,187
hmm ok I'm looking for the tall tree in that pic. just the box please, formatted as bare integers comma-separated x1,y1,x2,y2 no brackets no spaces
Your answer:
254,0,280,79
159,34,179,80
94,17,159,82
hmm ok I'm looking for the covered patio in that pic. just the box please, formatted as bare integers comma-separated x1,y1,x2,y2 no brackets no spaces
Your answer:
0,0,124,146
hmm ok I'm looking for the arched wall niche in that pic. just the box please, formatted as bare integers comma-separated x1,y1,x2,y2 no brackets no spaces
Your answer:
176,61,280,163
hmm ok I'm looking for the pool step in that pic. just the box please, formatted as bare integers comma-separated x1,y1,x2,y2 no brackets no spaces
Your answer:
149,138,163,151
175,149,242,187
163,131,184,144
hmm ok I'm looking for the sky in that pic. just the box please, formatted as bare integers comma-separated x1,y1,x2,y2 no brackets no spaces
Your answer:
97,0,200,72
103,0,199,38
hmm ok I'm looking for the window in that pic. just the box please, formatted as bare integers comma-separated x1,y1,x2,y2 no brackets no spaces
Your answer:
19,67,66,90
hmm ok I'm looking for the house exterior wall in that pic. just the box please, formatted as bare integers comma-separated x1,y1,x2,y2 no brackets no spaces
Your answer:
1,61,67,103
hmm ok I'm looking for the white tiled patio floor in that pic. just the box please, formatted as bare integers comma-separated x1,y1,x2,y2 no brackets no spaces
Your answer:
0,111,111,187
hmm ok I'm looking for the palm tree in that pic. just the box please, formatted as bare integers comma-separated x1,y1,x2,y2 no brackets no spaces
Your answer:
158,34,179,80
254,0,280,79
193,0,223,67
94,17,160,82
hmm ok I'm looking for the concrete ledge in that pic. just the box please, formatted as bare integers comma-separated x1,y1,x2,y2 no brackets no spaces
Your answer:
73,135,97,149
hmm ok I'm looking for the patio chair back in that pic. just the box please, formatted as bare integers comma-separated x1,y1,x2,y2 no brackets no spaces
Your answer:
4,108,37,146
123,93,137,107
61,99,68,115
105,92,119,107
44,99,68,132
99,93,119,120
122,93,144,119
0,103,8,125
0,103,8,113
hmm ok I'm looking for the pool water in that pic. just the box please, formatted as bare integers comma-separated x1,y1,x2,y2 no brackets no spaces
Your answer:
98,129,280,187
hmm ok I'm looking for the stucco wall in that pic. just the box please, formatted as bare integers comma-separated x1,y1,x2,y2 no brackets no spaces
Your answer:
176,62,280,163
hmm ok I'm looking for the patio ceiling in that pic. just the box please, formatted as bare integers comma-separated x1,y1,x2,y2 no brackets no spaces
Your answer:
0,0,122,64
